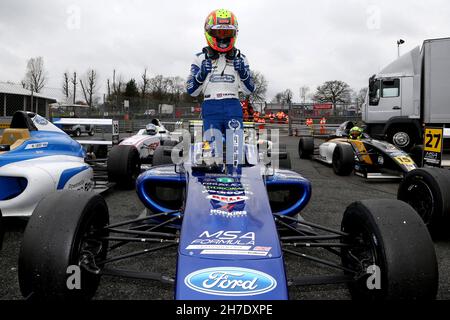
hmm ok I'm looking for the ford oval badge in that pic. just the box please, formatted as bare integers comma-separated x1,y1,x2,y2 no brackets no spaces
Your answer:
184,267,277,296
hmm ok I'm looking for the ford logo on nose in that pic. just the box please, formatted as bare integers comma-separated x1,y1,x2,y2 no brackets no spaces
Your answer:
184,267,277,296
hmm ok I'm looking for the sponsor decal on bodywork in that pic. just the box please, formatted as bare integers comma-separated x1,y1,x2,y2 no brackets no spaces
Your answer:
184,267,277,297
186,230,272,257
25,142,48,150
200,177,250,218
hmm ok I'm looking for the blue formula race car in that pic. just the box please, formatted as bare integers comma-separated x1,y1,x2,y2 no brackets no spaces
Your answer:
17,122,438,300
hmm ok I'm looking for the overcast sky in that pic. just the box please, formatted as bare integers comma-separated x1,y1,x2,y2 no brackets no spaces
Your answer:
1,0,450,101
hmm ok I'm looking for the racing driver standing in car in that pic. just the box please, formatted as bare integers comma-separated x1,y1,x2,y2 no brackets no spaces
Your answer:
186,8,255,138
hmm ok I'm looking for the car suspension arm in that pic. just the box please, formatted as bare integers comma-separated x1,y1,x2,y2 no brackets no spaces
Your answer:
274,214,349,237
283,248,357,274
97,243,178,266
103,210,182,230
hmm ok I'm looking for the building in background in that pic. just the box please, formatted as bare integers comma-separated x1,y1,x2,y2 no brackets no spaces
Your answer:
0,82,57,119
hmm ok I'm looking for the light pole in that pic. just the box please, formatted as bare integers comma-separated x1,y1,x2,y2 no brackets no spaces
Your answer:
397,39,405,57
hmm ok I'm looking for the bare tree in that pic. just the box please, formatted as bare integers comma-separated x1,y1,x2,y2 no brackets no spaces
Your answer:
313,80,351,108
140,68,150,97
149,75,170,100
107,79,111,100
80,69,98,108
271,89,293,105
22,57,47,93
283,89,293,104
248,71,268,103
62,72,70,99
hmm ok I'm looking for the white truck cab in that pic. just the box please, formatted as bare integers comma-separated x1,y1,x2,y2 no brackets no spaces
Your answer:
363,38,450,150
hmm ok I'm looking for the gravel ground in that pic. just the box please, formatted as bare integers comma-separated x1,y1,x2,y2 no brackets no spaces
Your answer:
1,135,449,300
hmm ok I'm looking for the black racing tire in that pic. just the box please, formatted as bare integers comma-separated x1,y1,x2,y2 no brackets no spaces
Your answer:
298,137,314,159
86,143,108,160
387,127,417,152
332,143,354,176
279,153,292,170
341,199,438,300
18,191,109,300
0,210,3,251
88,128,95,136
409,145,423,167
152,145,173,166
75,128,81,137
161,140,178,147
398,168,450,237
107,145,141,189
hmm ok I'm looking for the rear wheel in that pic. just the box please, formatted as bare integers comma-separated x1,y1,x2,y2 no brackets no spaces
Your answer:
341,200,438,300
74,128,81,137
279,153,292,170
298,137,314,159
398,168,450,237
88,128,95,136
332,143,354,176
152,145,173,166
19,191,109,300
161,140,178,147
0,211,3,250
409,145,423,167
107,145,141,189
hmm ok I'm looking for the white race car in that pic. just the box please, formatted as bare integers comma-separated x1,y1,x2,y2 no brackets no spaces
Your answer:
118,119,178,164
107,119,180,186
0,111,95,218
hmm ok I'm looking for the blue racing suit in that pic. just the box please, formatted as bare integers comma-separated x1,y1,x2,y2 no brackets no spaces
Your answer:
186,49,255,134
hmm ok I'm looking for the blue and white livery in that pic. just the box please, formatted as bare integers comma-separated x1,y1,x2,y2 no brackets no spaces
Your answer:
0,111,93,217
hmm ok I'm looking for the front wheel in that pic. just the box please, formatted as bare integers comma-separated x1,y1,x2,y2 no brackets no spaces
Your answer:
298,137,314,159
19,191,109,300
341,199,438,300
332,143,354,176
398,168,450,237
107,145,141,189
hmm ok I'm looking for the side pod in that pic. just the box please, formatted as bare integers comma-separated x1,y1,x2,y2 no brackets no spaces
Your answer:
265,169,312,217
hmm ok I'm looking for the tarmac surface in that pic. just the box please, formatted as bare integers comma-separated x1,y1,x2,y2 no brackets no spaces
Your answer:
1,135,449,300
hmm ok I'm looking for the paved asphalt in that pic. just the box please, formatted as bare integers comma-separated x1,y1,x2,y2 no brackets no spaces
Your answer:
1,135,449,300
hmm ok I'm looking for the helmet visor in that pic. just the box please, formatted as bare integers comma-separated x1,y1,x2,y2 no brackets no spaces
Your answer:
208,28,236,39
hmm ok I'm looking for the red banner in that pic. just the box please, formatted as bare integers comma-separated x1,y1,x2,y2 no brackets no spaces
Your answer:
313,103,333,110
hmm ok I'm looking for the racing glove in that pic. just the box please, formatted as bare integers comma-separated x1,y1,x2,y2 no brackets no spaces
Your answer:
196,59,213,83
233,57,249,80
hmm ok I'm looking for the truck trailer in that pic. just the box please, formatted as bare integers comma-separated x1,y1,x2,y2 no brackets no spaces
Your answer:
362,37,450,150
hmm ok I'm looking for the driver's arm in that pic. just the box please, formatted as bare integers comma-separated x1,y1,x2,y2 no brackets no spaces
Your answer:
187,53,207,97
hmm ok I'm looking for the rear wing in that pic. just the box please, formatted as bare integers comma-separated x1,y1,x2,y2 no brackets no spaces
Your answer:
52,118,120,145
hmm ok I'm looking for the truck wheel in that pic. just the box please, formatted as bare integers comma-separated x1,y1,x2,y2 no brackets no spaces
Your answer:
152,146,173,166
388,127,417,151
332,143,354,176
341,200,438,300
19,191,109,300
398,168,450,237
107,145,141,189
298,137,314,159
